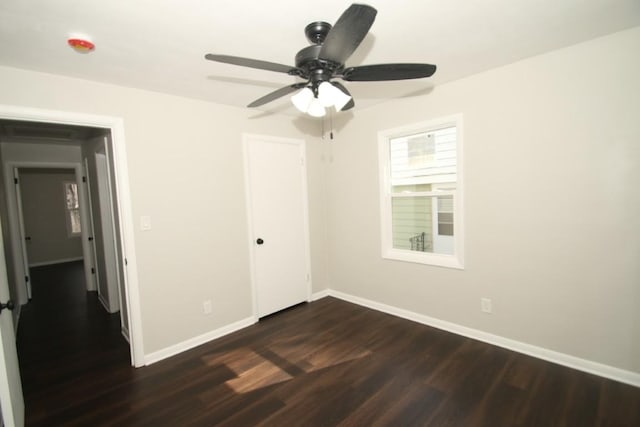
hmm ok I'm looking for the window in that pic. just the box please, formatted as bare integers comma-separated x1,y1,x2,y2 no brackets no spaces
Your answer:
63,181,81,236
378,115,463,268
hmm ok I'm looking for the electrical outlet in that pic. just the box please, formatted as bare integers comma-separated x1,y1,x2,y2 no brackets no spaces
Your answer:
203,300,212,315
140,216,152,231
481,298,492,314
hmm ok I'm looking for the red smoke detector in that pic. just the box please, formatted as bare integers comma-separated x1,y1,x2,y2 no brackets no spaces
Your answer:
68,38,95,53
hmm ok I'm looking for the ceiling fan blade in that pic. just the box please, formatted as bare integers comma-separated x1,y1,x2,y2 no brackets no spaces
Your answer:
331,82,355,111
205,54,299,75
319,4,377,65
341,63,437,81
247,83,308,108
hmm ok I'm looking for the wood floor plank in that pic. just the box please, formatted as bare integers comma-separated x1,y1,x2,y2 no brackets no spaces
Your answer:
17,261,640,426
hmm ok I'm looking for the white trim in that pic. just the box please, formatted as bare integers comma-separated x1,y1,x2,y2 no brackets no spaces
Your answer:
378,114,464,269
311,289,330,301
97,294,112,314
29,257,83,268
0,104,144,368
121,327,130,344
242,133,313,320
322,289,640,388
144,316,256,366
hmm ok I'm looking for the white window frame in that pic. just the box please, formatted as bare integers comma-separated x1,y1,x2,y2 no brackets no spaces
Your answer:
378,114,464,269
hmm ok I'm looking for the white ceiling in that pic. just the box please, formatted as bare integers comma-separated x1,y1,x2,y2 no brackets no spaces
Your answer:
1,0,639,116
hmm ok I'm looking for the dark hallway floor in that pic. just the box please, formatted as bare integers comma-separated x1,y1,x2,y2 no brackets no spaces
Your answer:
16,261,131,425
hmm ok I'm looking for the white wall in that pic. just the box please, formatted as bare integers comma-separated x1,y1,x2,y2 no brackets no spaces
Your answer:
323,27,640,374
0,66,324,355
1,27,636,378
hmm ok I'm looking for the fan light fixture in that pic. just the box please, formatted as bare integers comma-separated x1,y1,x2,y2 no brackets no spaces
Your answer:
307,98,326,117
291,82,352,117
318,82,351,111
291,87,314,113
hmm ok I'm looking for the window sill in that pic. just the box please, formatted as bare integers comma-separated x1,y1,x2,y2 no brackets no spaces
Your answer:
382,249,464,269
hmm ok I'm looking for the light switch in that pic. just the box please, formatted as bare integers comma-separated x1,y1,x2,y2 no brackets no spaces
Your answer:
140,216,152,231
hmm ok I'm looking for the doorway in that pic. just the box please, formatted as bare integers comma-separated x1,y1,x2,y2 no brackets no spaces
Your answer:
0,107,143,364
0,106,144,427
0,121,140,360
243,134,312,318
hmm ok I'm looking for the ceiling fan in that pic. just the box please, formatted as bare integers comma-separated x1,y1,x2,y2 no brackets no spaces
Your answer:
204,3,436,117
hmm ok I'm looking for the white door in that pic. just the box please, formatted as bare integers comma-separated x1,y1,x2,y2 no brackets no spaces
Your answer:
244,135,311,318
95,152,120,313
84,159,101,294
13,168,31,300
0,223,24,427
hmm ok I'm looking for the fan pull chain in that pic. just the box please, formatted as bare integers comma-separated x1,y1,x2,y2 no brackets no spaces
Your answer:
330,110,334,140
320,112,335,141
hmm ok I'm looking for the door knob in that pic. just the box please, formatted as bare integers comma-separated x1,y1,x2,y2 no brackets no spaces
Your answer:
256,238,264,245
0,300,14,314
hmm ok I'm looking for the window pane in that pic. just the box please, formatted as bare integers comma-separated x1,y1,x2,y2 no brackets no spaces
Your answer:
391,197,434,252
65,183,79,209
389,126,457,182
434,195,454,254
437,196,454,237
70,209,82,234
391,195,454,254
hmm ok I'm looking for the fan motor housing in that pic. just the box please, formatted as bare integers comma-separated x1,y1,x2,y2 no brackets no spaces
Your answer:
294,21,345,80
304,21,332,44
295,45,343,80
295,45,322,69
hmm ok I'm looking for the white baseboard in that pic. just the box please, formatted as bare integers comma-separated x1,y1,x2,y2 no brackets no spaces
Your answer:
311,289,330,301
144,316,256,366
29,257,83,268
97,294,116,314
140,288,639,387
326,289,640,388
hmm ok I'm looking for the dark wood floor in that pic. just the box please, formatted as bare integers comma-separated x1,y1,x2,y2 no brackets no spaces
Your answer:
17,261,640,426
